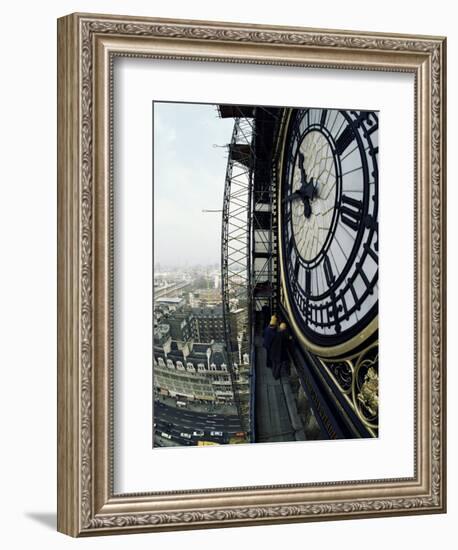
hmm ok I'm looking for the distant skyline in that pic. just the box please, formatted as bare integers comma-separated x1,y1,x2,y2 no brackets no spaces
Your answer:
153,102,234,268
154,261,220,272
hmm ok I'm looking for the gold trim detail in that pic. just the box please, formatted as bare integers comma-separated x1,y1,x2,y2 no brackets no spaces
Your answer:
354,345,379,425
318,342,379,433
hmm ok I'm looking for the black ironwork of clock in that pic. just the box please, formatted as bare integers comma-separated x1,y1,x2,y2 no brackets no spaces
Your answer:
280,108,379,348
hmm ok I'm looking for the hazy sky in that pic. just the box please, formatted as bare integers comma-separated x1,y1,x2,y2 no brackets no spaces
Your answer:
153,102,234,268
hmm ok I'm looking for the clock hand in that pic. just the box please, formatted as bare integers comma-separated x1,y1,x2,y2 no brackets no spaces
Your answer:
303,198,312,218
298,152,308,189
303,177,316,200
283,188,312,218
298,153,321,200
282,190,303,203
295,153,322,218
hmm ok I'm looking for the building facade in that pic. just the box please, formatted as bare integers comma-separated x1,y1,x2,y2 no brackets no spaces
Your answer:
153,339,250,403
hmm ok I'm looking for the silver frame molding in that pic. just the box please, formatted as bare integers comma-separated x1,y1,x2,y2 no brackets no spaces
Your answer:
57,12,446,537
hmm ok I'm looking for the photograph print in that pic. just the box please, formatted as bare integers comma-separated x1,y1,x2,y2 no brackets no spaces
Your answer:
153,101,379,448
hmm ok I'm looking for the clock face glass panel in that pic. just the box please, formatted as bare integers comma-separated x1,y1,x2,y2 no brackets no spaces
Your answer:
290,130,337,262
280,108,379,347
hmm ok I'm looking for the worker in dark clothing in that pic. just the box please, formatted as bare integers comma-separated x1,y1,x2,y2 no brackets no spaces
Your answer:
262,315,278,369
261,305,271,328
279,322,292,378
271,322,291,380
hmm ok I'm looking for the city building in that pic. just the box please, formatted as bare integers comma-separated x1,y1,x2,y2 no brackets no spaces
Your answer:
156,303,246,349
154,280,190,300
190,305,225,343
154,296,185,311
190,288,221,306
165,309,194,342
153,339,249,403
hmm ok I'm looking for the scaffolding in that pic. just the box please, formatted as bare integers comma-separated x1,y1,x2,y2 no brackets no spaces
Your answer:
221,116,254,435
251,108,281,319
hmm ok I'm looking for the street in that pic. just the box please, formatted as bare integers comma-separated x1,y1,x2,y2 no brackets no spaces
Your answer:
153,400,243,446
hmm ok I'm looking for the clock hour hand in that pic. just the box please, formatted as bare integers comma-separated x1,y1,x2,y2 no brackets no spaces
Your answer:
291,153,321,218
282,190,303,203
303,177,318,200
303,198,312,218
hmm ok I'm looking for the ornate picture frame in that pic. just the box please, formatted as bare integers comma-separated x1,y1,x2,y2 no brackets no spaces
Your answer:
57,12,446,536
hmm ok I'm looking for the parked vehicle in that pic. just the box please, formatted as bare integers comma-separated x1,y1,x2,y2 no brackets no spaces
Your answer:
180,432,191,439
192,430,204,437
161,432,172,440
210,431,223,437
176,400,187,408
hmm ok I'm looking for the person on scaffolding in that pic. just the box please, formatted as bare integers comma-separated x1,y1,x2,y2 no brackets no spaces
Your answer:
262,315,278,369
271,322,291,381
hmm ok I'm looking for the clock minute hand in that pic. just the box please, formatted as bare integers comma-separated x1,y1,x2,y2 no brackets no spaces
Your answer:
298,152,308,187
285,154,319,218
298,153,320,199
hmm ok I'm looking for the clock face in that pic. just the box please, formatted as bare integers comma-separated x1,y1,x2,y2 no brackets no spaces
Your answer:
280,108,379,347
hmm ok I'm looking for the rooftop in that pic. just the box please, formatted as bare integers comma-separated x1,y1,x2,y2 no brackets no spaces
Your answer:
190,305,223,317
155,297,184,304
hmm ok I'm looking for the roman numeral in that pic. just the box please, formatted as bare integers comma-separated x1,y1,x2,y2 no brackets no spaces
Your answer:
320,109,328,127
323,255,335,286
305,269,311,296
323,257,342,332
352,110,378,134
300,294,306,313
348,281,360,311
335,122,356,155
339,290,349,321
294,257,300,279
359,266,371,292
340,194,363,231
